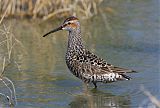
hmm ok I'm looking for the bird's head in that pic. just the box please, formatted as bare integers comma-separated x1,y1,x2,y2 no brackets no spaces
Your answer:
43,16,79,37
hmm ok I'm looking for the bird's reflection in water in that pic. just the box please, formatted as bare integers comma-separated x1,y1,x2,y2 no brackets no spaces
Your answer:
69,85,131,108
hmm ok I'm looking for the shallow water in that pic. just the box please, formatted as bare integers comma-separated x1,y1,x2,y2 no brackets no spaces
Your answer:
0,0,159,107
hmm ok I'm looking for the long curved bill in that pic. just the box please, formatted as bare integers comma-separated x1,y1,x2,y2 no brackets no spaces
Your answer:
43,26,63,37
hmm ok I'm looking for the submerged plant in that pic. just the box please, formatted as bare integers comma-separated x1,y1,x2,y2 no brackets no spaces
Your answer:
0,12,22,106
0,57,17,106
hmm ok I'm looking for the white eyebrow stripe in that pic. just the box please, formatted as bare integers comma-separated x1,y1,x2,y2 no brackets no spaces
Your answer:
69,20,77,23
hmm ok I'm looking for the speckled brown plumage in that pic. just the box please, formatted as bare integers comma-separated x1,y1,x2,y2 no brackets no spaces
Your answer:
43,16,136,88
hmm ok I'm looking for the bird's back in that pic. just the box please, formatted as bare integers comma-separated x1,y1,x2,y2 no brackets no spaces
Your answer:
66,49,134,83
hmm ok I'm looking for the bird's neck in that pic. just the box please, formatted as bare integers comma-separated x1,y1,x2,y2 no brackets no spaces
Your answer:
67,28,84,54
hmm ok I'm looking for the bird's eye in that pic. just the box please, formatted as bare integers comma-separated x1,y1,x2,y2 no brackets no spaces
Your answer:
68,22,71,25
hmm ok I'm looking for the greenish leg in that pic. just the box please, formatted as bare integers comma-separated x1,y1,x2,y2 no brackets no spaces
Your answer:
93,82,97,88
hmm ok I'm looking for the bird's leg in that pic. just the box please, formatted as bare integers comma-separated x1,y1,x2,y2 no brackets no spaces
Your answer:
82,82,89,95
92,82,97,89
83,82,89,89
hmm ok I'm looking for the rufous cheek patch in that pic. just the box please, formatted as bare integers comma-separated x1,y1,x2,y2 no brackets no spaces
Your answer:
70,23,78,28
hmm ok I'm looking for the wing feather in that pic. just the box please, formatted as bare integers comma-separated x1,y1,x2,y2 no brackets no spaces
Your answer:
67,49,135,82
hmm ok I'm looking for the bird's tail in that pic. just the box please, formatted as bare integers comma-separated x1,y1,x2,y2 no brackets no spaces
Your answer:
119,74,132,80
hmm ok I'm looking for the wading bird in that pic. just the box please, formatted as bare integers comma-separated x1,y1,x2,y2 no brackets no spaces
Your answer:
43,16,135,88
